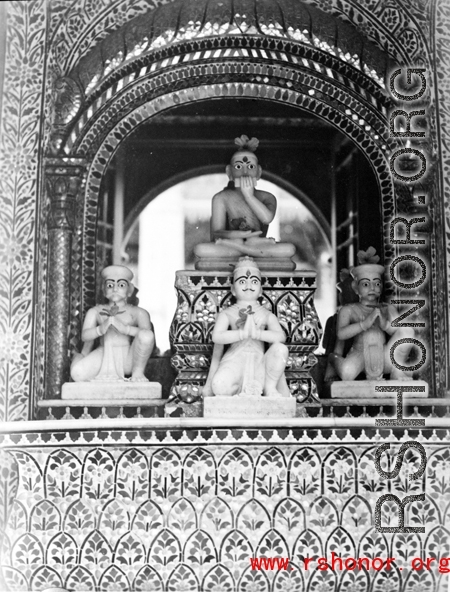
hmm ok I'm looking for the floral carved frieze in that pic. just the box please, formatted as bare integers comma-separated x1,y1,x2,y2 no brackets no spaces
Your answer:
52,0,430,106
0,0,47,422
0,429,448,591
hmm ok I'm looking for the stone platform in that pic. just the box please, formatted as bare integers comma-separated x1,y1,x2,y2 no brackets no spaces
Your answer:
203,395,296,418
61,381,162,400
330,380,428,398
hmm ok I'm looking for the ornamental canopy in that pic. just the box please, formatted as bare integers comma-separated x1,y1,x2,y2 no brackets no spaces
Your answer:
70,0,392,97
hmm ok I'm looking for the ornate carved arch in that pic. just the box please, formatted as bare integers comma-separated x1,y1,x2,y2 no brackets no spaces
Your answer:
47,0,431,79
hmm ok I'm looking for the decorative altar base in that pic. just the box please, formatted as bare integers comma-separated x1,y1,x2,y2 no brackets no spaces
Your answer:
43,381,165,420
61,381,162,400
331,380,429,399
169,270,322,406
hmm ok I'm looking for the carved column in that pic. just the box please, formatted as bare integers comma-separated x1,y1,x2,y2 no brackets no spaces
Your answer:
45,160,86,398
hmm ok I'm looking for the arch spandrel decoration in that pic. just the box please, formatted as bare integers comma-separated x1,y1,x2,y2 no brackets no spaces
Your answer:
42,0,441,400
46,0,431,77
65,0,390,102
47,0,434,158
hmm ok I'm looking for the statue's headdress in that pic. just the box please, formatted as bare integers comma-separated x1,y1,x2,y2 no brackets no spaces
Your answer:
350,247,384,281
101,265,134,282
232,256,261,280
234,135,259,153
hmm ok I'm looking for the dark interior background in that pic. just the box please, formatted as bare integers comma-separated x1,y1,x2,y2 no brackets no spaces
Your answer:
99,97,382,277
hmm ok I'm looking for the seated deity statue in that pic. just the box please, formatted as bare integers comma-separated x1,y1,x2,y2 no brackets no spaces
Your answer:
70,265,154,382
329,248,415,381
203,257,291,398
194,135,296,271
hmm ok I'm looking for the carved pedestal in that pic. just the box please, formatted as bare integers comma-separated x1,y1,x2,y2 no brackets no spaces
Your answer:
169,270,322,405
61,381,162,400
331,380,428,399
204,395,297,418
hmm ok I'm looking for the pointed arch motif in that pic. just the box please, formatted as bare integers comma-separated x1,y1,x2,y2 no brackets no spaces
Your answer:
46,531,79,568
29,499,61,533
200,497,234,535
236,499,271,537
65,565,97,592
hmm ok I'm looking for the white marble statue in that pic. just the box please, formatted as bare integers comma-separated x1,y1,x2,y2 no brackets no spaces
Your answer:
203,257,290,397
70,265,154,382
194,135,296,270
329,248,415,381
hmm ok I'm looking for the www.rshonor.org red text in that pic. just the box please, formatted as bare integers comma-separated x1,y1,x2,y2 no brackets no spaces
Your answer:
250,553,450,573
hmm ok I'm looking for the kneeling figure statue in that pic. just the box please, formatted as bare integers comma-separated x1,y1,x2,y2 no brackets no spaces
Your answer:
329,248,414,381
204,257,290,397
71,265,154,382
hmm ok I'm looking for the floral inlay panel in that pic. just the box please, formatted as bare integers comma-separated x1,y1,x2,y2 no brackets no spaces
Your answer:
0,427,449,591
0,0,47,421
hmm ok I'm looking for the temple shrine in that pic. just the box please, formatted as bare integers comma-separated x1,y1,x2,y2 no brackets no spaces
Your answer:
0,1,449,591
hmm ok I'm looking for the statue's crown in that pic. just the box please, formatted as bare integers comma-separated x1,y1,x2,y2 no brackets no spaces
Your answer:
233,256,261,279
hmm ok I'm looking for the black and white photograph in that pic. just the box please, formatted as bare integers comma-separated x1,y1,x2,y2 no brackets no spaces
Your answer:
0,0,449,590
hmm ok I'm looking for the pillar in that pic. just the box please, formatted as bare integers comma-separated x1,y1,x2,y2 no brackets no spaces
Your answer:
44,160,86,398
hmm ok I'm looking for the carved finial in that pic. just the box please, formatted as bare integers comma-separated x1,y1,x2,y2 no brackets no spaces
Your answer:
80,407,92,419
